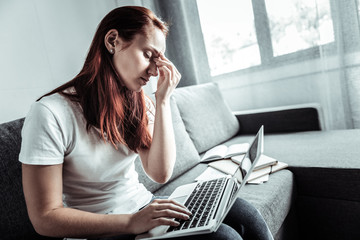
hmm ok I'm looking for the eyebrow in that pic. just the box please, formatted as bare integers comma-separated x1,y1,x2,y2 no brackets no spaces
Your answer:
147,46,162,57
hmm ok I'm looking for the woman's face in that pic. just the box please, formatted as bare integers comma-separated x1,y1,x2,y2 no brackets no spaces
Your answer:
112,25,166,92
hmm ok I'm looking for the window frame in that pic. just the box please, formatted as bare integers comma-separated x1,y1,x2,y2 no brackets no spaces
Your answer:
198,0,360,78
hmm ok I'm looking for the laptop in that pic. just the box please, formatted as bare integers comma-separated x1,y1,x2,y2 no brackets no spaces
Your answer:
136,125,264,240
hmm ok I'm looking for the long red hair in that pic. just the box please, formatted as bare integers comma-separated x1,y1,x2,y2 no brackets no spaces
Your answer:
39,6,169,152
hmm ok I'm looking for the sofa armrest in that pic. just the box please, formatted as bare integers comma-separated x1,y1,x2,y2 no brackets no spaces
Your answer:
233,103,324,135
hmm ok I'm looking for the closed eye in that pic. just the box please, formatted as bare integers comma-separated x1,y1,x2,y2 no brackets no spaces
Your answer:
144,51,152,59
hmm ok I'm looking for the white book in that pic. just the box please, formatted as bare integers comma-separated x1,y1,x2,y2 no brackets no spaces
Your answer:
208,156,288,183
201,143,250,163
231,154,278,170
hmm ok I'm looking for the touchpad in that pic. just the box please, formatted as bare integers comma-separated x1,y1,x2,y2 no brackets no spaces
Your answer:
171,195,187,204
169,182,198,204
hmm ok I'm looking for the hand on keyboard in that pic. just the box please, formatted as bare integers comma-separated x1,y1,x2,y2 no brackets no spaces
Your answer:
128,198,192,234
168,177,227,232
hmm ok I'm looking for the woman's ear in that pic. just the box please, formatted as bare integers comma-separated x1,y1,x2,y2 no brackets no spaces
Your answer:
104,29,121,54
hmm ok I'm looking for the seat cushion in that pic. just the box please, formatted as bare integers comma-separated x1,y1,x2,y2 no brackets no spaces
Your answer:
230,129,360,239
173,82,240,154
135,97,201,193
263,130,360,240
262,129,360,169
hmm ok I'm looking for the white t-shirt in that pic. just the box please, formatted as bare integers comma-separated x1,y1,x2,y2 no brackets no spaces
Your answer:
19,92,154,214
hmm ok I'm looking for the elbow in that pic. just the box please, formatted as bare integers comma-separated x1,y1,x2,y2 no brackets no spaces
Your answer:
31,221,51,237
153,171,173,184
150,166,174,184
33,225,52,238
144,158,175,184
31,219,55,238
29,213,61,238
33,222,63,238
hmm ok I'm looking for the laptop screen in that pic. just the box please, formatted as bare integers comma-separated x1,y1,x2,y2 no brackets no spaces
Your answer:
234,125,264,185
215,126,264,231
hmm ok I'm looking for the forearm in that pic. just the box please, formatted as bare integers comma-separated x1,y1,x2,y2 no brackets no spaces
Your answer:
22,164,131,238
145,99,176,183
31,207,131,238
139,52,180,183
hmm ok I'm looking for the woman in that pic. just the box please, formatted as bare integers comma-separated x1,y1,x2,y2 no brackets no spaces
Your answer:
20,6,273,240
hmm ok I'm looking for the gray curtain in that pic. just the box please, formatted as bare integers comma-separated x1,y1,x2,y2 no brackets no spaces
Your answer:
151,0,211,87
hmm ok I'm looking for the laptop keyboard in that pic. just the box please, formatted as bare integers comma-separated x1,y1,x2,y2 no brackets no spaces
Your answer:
167,177,227,232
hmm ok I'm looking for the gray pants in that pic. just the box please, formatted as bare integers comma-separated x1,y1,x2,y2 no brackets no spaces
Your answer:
96,198,274,240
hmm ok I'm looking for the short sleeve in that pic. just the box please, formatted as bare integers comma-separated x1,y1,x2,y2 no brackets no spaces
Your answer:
145,96,155,125
19,102,66,165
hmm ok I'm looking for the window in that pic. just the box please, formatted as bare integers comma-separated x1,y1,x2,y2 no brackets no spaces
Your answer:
197,0,335,76
265,0,334,56
196,0,260,76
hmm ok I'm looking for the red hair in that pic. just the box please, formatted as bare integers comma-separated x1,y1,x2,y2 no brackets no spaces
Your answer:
39,6,169,152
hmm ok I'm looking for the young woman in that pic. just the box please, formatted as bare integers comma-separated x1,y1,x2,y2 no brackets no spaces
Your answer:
20,6,273,240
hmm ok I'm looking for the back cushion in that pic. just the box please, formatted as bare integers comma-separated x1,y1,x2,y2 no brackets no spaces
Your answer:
135,97,201,193
0,118,60,240
173,82,240,153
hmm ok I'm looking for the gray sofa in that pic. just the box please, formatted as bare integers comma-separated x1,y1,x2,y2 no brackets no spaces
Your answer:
1,82,359,240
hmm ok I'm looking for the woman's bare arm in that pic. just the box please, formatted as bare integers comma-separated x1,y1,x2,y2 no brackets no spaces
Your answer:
22,163,189,238
22,163,131,238
138,53,181,183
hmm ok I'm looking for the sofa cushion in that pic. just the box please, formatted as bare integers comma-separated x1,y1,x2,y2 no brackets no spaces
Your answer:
265,130,360,168
233,129,360,240
263,130,360,240
135,97,201,193
0,119,60,240
173,82,240,154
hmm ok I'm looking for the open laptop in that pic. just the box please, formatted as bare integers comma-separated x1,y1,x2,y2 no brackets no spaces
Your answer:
136,126,264,240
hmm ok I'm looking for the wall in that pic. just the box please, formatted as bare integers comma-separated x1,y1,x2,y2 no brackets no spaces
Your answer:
0,0,156,124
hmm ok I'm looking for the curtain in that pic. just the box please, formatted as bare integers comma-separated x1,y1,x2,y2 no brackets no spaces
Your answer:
316,0,360,129
151,0,211,87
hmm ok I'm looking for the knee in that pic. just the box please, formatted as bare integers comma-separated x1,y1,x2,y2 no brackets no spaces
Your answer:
226,198,274,240
211,224,243,240
232,198,263,219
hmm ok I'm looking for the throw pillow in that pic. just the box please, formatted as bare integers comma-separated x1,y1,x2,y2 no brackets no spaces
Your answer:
173,82,240,154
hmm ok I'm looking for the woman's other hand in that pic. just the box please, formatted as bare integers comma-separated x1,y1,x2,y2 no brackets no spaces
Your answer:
154,53,181,103
127,199,191,234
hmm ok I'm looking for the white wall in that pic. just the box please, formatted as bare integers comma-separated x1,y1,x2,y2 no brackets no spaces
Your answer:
0,0,154,123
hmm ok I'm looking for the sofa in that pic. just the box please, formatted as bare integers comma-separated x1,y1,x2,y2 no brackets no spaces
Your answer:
1,82,359,240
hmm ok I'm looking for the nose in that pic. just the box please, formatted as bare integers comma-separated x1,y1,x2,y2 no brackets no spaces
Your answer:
147,61,158,77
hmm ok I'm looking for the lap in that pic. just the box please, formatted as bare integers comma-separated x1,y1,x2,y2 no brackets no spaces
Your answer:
95,198,272,240
95,223,242,240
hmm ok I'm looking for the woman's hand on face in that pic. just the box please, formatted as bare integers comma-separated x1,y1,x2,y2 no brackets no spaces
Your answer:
154,53,181,103
127,199,191,234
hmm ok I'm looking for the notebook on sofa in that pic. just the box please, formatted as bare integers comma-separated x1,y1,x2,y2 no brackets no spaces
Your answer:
135,126,264,240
